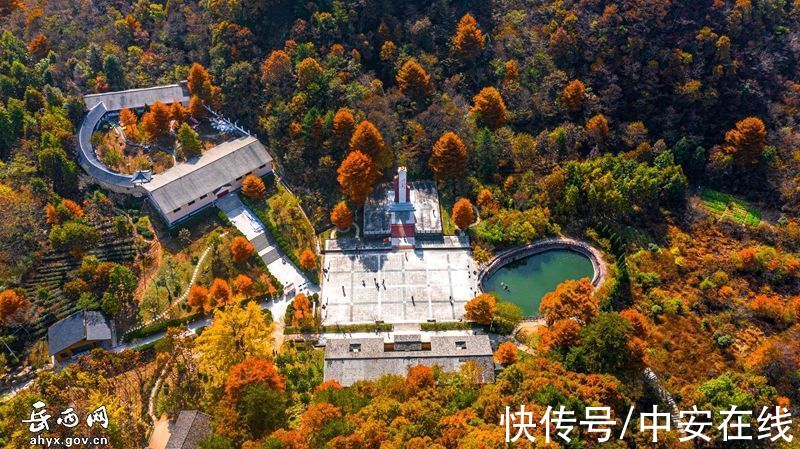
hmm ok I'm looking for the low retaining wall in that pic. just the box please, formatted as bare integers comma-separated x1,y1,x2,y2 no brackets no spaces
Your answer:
477,237,607,292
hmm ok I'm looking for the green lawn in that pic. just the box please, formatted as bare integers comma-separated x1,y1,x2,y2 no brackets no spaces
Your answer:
700,188,761,226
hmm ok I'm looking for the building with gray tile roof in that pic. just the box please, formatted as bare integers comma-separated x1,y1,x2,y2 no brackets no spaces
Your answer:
165,410,212,449
143,135,273,227
47,311,113,362
324,334,495,386
76,83,274,226
83,82,190,112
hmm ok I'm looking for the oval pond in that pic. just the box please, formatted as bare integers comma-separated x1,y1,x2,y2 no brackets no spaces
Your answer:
482,249,595,316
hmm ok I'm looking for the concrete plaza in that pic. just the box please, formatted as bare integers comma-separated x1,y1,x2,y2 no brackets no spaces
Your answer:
321,248,477,324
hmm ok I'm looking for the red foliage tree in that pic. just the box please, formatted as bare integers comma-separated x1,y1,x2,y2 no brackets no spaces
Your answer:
407,365,435,391
494,341,518,364
332,109,356,148
452,198,475,230
586,114,610,145
337,151,381,206
471,87,507,130
225,357,285,398
330,201,353,231
299,248,316,271
187,62,213,101
464,293,497,325
561,79,586,113
452,13,485,61
187,285,210,312
349,121,391,169
230,236,255,263
396,59,432,99
724,117,767,165
539,278,597,326
28,34,50,59
241,174,266,199
291,293,313,327
429,132,467,183
234,274,254,298
0,290,28,326
141,101,171,140
210,278,232,306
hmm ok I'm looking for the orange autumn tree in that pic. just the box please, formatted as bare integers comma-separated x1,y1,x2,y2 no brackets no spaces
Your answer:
465,293,497,325
330,201,353,231
406,365,435,391
188,62,213,101
189,96,206,119
241,174,266,199
141,101,171,140
337,150,381,206
291,293,313,327
230,236,255,263
210,278,232,306
494,341,518,365
349,121,391,169
0,290,29,326
224,357,285,397
396,59,432,100
119,108,139,140
540,318,582,351
299,248,316,271
452,198,475,230
170,101,188,123
234,274,254,298
504,60,520,83
586,114,610,145
539,278,597,326
300,402,341,435
28,34,49,59
724,117,767,165
332,108,355,148
749,294,789,323
429,132,467,183
471,87,507,130
262,50,293,89
187,285,210,312
452,13,485,61
561,79,586,113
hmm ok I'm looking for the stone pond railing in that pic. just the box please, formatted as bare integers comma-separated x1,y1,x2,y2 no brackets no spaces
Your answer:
476,237,608,292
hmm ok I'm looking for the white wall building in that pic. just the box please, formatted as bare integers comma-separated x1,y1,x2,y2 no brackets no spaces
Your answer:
78,83,274,227
142,135,273,227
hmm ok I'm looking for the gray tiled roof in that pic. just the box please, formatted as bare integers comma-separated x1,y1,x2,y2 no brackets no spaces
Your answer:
324,335,495,386
83,83,190,112
47,311,111,356
166,411,212,449
77,103,137,188
143,136,272,213
326,335,492,359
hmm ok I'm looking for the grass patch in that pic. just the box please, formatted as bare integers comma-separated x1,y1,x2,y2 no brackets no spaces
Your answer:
123,312,204,342
701,188,761,226
440,205,457,236
420,321,475,331
284,323,393,334
241,184,319,284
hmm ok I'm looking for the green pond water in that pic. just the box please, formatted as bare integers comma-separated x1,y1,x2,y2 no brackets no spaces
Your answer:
482,249,595,316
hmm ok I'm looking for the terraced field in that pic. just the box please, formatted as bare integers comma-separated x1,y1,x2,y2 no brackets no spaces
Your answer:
20,221,139,339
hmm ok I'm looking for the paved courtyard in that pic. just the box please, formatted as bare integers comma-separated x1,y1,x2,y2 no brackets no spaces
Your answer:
321,248,477,324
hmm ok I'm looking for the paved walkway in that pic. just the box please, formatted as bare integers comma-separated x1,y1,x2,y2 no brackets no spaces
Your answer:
218,195,319,298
